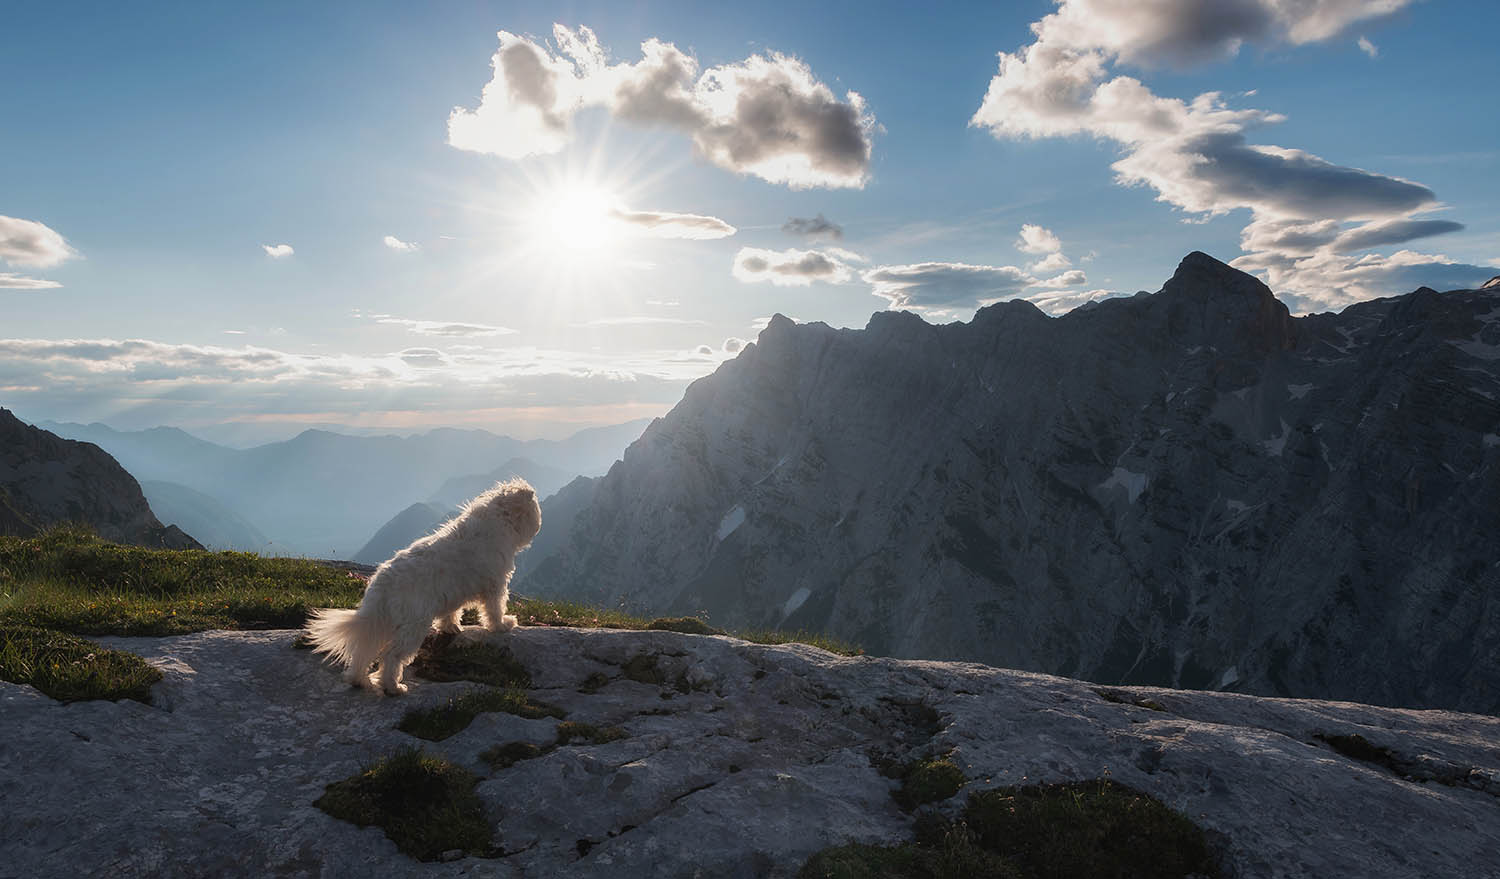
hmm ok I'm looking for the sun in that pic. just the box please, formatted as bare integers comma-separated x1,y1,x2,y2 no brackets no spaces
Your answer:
528,179,624,256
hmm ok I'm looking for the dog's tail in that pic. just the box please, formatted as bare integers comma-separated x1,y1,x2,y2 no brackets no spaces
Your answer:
304,608,386,667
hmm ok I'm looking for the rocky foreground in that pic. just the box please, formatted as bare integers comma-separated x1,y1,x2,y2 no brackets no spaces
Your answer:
3,627,1499,878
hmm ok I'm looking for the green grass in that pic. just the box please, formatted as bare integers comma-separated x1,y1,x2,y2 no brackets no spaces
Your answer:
479,721,629,771
801,779,1220,879
0,527,363,636
398,687,565,741
512,596,864,655
892,757,967,810
406,633,532,688
479,741,548,770
0,625,162,703
314,746,494,861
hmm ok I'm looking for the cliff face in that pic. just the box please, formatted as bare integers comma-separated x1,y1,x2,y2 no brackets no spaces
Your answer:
521,252,1500,714
4,627,1499,878
0,409,201,549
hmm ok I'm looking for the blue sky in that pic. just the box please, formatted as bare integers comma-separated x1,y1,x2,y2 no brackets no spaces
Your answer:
2,0,1496,439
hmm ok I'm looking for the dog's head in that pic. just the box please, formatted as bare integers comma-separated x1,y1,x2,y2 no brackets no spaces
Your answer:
476,478,542,548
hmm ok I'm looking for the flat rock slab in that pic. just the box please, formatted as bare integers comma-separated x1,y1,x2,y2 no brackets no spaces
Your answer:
3,626,1499,878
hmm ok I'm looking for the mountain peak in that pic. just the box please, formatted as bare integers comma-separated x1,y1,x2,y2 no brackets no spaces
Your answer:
1158,251,1294,353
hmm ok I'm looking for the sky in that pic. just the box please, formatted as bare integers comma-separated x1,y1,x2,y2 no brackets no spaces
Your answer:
2,0,1496,440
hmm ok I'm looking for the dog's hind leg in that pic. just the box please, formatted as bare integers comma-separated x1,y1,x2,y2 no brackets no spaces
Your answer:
342,637,382,691
376,621,428,695
436,607,464,634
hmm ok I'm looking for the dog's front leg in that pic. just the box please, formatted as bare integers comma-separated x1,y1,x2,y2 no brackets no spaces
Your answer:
435,608,464,634
483,580,518,633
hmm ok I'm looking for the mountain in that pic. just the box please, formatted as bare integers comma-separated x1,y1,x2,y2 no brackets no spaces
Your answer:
352,502,454,566
0,409,201,548
520,252,1500,714
139,481,270,551
428,457,574,508
39,418,651,558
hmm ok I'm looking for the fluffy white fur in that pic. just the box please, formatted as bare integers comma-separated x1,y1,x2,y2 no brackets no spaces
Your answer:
304,478,541,695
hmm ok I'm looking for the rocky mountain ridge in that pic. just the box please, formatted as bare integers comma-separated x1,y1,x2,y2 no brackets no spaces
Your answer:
0,409,200,549
3,627,1498,877
521,252,1500,714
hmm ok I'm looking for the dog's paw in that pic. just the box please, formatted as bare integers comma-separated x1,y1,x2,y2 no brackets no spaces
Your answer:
434,621,463,635
343,670,377,690
490,614,519,633
381,681,409,696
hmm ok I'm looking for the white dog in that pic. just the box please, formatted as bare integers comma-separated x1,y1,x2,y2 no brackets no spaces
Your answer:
304,478,541,695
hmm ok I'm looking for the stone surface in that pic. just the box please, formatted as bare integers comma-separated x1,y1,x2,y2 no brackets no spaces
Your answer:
0,408,201,549
3,626,1499,877
521,252,1500,714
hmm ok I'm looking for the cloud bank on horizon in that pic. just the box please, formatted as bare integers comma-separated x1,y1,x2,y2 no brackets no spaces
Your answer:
968,0,1491,311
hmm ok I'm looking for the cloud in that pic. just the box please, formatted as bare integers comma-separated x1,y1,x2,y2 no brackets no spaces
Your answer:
862,262,1033,310
262,244,294,259
1024,287,1117,315
1357,36,1379,58
448,25,876,189
968,0,1474,310
580,316,707,326
1016,224,1062,254
612,209,736,239
722,337,745,354
383,235,419,252
1029,251,1072,273
733,247,854,286
0,215,75,269
783,214,843,241
1232,249,1497,312
1036,269,1089,287
375,317,516,337
0,273,62,290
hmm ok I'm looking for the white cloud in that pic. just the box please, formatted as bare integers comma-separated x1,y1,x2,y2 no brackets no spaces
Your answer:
1029,251,1072,273
375,317,516,337
448,25,876,189
969,0,1470,309
383,235,419,252
612,209,736,239
733,247,854,286
0,215,75,269
1035,269,1089,288
722,337,745,354
0,273,62,290
262,244,294,259
863,262,1034,311
1232,249,1496,312
1016,224,1062,254
1023,287,1117,315
1357,36,1379,58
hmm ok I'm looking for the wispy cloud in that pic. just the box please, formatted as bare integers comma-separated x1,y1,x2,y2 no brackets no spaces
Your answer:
262,243,294,259
612,209,736,239
374,316,516,337
782,214,843,241
1016,224,1061,255
0,273,63,290
448,25,876,189
383,235,419,252
1357,36,1379,58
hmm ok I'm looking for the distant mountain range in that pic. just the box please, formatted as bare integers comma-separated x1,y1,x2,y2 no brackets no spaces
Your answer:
38,418,651,558
519,253,1500,714
0,409,200,549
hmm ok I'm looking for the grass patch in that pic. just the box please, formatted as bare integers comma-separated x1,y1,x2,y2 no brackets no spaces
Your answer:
646,616,724,635
479,741,548,770
407,632,531,688
1095,689,1167,712
555,721,627,745
736,628,864,657
892,757,967,810
0,625,162,703
0,527,363,636
1314,732,1402,773
314,746,493,861
399,687,564,741
804,779,1219,879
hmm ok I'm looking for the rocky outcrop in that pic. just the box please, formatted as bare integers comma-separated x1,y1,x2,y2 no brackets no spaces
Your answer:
2,627,1498,877
0,409,200,549
521,252,1500,714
